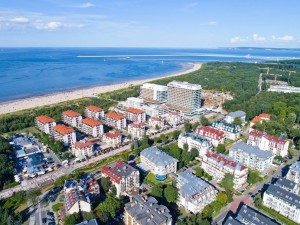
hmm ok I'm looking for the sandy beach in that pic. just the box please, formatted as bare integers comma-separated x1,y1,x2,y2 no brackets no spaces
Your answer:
0,63,201,115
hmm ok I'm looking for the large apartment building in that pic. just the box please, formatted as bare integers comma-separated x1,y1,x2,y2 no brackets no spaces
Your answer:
62,110,82,127
124,195,172,225
105,112,127,130
210,120,241,140
201,153,248,189
247,131,289,157
72,140,95,158
85,105,104,120
127,123,145,140
35,115,56,134
125,107,146,123
263,184,300,223
229,142,273,172
139,147,178,181
102,161,140,197
167,81,201,112
80,118,104,137
225,110,246,124
194,126,225,147
176,171,217,214
274,177,299,194
53,124,76,146
178,132,212,157
140,83,168,102
287,161,300,185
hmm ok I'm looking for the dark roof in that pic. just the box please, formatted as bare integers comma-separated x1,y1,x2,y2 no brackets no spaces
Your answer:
274,177,297,191
102,161,138,184
124,195,172,225
265,184,300,209
236,204,278,225
223,216,243,225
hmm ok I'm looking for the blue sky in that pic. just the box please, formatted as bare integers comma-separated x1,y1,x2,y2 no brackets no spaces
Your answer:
0,0,299,47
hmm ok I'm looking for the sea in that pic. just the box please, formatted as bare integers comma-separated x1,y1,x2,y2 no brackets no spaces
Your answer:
0,47,300,102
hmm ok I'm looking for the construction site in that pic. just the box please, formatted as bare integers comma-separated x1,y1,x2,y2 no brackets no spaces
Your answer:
202,90,233,113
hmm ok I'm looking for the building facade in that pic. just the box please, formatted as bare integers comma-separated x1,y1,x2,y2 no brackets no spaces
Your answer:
80,118,104,137
201,153,248,189
102,131,122,147
53,124,76,146
247,131,289,157
85,105,104,120
72,141,95,158
210,120,241,140
124,195,172,225
148,116,165,129
35,115,56,134
140,83,168,102
126,107,146,123
225,110,246,124
229,142,273,172
139,147,178,181
62,110,82,127
287,161,300,185
102,161,140,197
125,97,144,109
105,112,127,130
177,171,217,214
162,112,182,126
167,81,201,112
194,126,225,147
263,184,300,223
127,123,145,140
178,132,212,157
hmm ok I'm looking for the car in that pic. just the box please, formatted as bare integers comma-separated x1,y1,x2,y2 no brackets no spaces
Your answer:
42,218,47,223
48,222,56,225
47,212,54,216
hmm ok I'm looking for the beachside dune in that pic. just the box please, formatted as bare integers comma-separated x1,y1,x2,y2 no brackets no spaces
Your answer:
0,63,201,115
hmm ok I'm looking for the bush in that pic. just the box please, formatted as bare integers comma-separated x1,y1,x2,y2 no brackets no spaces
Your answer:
52,203,63,212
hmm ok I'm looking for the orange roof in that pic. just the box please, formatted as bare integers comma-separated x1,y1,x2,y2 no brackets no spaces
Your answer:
63,110,81,117
74,141,94,149
129,123,145,128
104,132,121,139
251,116,262,123
259,113,271,119
126,107,144,114
36,115,55,123
53,124,74,135
82,118,102,126
106,112,125,120
86,105,103,112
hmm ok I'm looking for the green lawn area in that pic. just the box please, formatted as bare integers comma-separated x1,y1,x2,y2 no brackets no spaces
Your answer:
52,202,64,212
3,126,40,137
144,172,174,186
262,206,298,225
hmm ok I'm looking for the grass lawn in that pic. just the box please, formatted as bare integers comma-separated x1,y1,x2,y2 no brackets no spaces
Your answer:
3,126,40,137
144,172,174,186
52,202,64,212
262,206,298,225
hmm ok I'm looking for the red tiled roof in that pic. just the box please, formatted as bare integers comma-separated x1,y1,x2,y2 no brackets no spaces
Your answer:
251,116,262,123
106,112,125,120
74,141,94,149
169,111,180,116
101,161,129,184
63,110,81,117
259,113,271,119
54,124,74,135
104,132,121,139
195,126,224,140
206,152,247,171
126,107,144,114
36,115,55,123
129,123,145,128
86,105,103,112
248,131,287,145
150,116,163,121
82,118,102,127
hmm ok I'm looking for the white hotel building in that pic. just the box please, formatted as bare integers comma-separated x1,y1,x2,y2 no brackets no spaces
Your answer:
229,142,273,172
140,83,168,102
177,171,217,214
201,153,248,189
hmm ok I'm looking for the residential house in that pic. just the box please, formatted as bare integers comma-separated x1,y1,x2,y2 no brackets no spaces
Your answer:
102,131,122,147
249,113,271,132
274,177,299,194
287,161,300,185
127,123,145,140
210,120,241,140
148,116,165,129
225,110,246,124
72,140,95,158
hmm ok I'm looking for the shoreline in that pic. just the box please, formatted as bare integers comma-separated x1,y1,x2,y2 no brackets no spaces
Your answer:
0,63,202,115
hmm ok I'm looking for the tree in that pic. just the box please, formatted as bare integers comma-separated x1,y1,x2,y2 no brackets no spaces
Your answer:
216,192,228,206
183,143,189,151
254,193,263,209
95,194,121,220
101,177,111,192
220,173,234,192
172,130,181,139
216,144,226,154
110,186,117,196
200,116,209,126
192,122,200,131
155,124,160,130
182,151,193,165
195,166,203,177
142,134,150,148
64,212,80,225
202,204,214,219
184,121,192,132
164,185,178,203
160,134,168,143
26,188,41,206
247,169,262,184
190,148,199,160
232,117,242,126
151,185,163,198
154,137,160,144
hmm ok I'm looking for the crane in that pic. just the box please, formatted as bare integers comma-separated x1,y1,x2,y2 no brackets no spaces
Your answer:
259,67,272,75
269,73,282,81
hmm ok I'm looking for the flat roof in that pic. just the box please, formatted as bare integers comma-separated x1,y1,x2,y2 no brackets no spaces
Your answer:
140,146,178,167
230,142,272,159
167,80,201,90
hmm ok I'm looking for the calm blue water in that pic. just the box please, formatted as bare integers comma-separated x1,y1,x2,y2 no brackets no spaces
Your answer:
0,47,300,102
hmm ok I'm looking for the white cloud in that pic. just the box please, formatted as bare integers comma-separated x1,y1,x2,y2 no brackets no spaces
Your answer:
253,34,265,42
230,36,248,43
207,21,217,26
76,2,95,8
34,21,64,30
271,35,295,41
10,17,29,23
